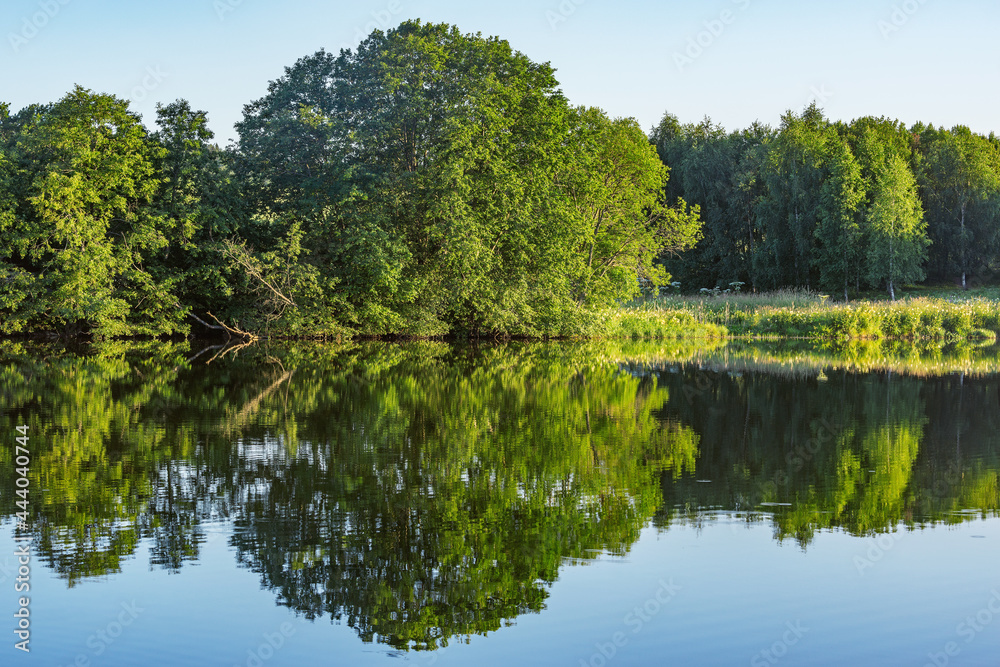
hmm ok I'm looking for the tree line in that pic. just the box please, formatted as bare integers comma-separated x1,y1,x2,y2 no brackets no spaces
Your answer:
654,104,1000,299
0,20,700,338
2,20,998,338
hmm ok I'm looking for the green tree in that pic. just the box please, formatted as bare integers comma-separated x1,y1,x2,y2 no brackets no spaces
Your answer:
918,127,1000,288
863,152,929,299
649,115,771,291
236,23,578,335
149,100,262,329
234,21,697,336
674,118,742,290
813,135,865,300
562,107,701,305
2,86,181,336
754,104,830,289
649,111,690,205
725,123,774,291
0,102,20,317
232,47,389,333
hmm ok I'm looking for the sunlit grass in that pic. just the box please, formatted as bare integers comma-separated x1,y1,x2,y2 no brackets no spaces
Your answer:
587,307,728,340
630,290,1000,342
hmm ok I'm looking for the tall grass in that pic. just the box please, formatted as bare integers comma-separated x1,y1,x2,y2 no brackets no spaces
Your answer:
587,306,728,340
631,291,1000,342
646,288,829,313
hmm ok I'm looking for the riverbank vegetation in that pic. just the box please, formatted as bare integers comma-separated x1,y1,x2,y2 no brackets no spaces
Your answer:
634,288,1000,341
2,20,998,340
0,21,700,339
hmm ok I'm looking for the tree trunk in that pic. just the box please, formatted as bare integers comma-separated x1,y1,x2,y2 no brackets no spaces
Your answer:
843,244,849,302
889,221,895,300
960,202,968,290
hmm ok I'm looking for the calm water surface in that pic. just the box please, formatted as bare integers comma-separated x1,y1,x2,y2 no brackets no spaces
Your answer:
1,340,998,666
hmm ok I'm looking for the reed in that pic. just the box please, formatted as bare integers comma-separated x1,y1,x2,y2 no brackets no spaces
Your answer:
628,292,1000,342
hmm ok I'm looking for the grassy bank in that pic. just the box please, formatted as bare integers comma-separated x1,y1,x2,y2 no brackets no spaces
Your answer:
588,308,729,340
631,289,1000,342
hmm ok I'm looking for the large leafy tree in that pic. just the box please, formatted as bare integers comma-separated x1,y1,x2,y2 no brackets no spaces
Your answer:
649,111,691,205
0,103,47,331
153,100,224,249
0,102,19,318
235,24,576,335
235,20,696,336
661,118,746,290
335,21,587,335
2,86,181,336
842,122,929,298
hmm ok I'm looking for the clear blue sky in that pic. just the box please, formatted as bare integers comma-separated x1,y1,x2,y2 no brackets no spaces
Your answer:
2,0,997,145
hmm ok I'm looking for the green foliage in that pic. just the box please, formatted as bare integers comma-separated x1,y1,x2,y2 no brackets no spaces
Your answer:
1,87,182,336
230,20,703,337
596,306,727,340
754,104,831,289
563,108,702,306
813,134,865,299
0,340,689,644
0,24,707,339
857,137,929,298
651,356,1000,545
651,115,772,291
917,126,1000,286
4,27,1000,338
658,107,998,299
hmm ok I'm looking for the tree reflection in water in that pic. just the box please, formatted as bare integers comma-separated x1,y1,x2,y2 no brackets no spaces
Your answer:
0,340,997,649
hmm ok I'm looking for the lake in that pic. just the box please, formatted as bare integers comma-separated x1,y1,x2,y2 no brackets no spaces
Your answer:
1,339,998,666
